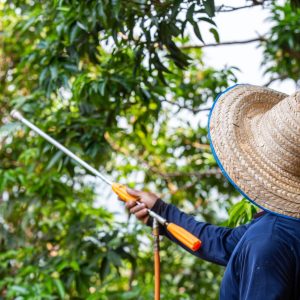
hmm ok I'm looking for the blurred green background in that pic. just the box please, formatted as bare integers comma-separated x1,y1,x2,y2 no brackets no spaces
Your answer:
1,0,300,299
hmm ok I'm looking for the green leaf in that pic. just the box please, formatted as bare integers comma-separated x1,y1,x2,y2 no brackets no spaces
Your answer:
45,151,64,171
57,6,70,12
187,3,195,22
0,122,20,137
97,1,107,25
10,286,28,295
198,17,216,26
210,28,220,43
108,251,122,267
70,24,80,43
54,279,65,299
100,257,110,281
98,79,107,96
50,66,58,80
39,68,49,84
203,0,215,17
76,21,88,32
192,21,204,43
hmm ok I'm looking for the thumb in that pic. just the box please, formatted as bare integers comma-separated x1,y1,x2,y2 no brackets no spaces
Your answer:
126,187,141,197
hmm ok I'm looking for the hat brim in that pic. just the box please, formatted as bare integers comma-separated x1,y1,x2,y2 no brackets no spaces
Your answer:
208,84,300,220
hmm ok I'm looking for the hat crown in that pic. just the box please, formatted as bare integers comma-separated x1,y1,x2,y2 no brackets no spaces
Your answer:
255,92,300,176
209,84,300,218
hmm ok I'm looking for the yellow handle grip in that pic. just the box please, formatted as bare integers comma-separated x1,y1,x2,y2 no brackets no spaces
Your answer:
112,183,139,202
166,223,202,251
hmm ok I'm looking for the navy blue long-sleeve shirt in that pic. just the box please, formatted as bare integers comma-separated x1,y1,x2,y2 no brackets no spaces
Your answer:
151,200,300,300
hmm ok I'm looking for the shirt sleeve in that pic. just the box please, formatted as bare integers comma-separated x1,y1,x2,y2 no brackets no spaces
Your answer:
235,235,294,300
151,199,252,266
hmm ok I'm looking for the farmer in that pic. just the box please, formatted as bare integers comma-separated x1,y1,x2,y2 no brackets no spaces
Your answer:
124,85,300,299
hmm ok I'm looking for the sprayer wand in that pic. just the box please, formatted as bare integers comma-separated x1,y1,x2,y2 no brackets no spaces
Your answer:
10,110,202,252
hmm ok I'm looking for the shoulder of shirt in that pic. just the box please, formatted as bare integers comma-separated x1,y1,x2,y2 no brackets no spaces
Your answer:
237,214,292,256
236,214,276,245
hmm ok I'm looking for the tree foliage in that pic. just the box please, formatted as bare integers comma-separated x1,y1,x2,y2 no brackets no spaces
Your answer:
263,3,300,83
1,1,299,299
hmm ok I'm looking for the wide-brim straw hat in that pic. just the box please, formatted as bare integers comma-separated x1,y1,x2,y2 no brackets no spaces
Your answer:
208,84,300,219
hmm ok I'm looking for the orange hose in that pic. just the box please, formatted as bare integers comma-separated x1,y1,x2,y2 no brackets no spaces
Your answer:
154,241,160,300
153,220,160,300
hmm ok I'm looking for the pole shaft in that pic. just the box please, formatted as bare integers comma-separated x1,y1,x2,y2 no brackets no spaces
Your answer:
153,219,160,300
12,111,112,186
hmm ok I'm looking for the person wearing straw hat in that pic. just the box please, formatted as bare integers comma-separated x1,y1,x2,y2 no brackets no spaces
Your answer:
125,84,300,299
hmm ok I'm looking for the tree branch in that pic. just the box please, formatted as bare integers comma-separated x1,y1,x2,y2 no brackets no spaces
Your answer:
264,74,289,87
105,133,220,181
161,98,211,114
160,169,221,179
282,47,300,60
182,37,266,50
216,3,263,13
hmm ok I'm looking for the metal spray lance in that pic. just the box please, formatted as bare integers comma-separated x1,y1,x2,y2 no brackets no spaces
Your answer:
10,110,202,252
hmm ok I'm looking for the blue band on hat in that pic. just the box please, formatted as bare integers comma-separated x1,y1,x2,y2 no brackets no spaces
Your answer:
207,84,300,221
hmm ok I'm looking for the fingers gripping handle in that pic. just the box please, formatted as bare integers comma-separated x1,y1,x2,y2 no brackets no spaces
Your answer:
112,183,202,251
167,223,202,251
112,183,139,202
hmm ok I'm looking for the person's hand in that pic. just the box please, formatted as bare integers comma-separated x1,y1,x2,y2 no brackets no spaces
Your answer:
124,188,160,224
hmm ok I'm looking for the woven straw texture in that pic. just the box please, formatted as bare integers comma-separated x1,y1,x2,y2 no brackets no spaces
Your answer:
209,84,300,218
